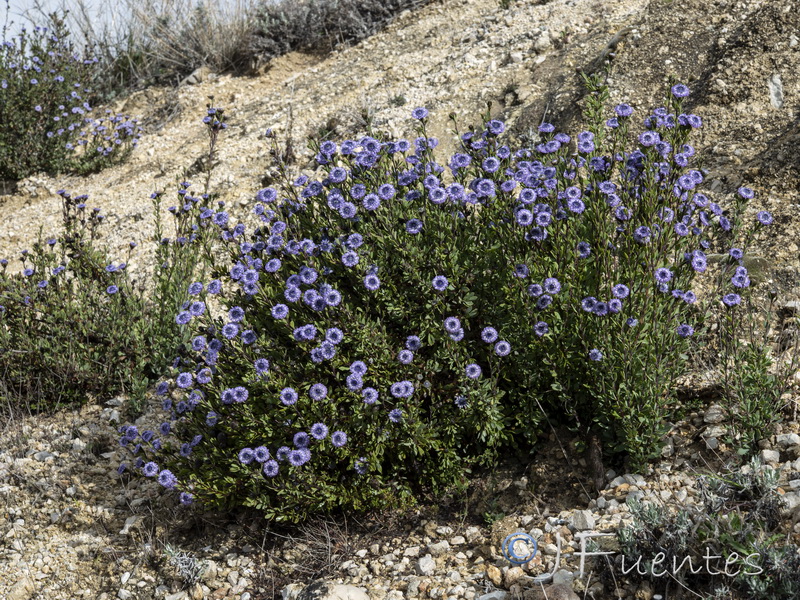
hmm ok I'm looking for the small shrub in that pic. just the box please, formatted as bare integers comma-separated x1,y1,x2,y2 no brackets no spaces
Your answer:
0,107,220,410
115,81,780,521
250,0,434,60
164,543,206,587
0,11,141,180
390,94,407,107
712,259,798,456
618,458,800,599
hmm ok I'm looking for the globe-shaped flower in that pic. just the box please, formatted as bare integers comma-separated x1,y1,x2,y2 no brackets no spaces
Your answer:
581,297,598,312
238,448,255,464
516,209,534,226
346,374,364,391
310,423,329,440
543,278,561,294
263,460,279,477
671,83,690,98
350,360,367,375
495,341,511,356
406,219,423,234
362,387,379,404
157,469,178,489
465,363,482,379
654,268,673,284
222,323,239,339
444,316,462,334
481,327,498,343
514,264,529,278
280,387,298,406
756,211,773,225
612,284,630,299
309,383,328,401
614,103,633,117
411,107,428,120
723,293,741,307
363,194,381,211
528,284,543,298
342,251,359,267
364,274,381,291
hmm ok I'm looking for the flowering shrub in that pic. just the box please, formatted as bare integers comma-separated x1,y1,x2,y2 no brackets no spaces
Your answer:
0,13,141,181
0,182,210,408
0,106,225,408
114,79,779,521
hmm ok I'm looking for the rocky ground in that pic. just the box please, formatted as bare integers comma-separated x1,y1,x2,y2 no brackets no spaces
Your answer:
1,0,799,598
2,391,800,600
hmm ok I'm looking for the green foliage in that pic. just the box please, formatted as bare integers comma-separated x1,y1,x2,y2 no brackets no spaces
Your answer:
0,108,220,411
0,187,205,411
115,80,780,521
0,10,141,181
619,459,800,599
714,283,795,457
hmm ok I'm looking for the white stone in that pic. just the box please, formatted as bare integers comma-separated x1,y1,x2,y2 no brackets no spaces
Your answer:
296,582,369,600
416,554,436,576
761,449,780,464
449,536,466,545
570,510,595,531
478,593,509,600
782,492,800,512
282,584,305,600
552,569,575,586
704,405,725,424
776,433,800,450
428,540,450,556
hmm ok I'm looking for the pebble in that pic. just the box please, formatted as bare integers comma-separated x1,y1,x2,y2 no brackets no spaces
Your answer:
485,564,503,586
777,433,800,450
416,555,435,576
703,404,726,424
570,510,595,531
428,540,450,556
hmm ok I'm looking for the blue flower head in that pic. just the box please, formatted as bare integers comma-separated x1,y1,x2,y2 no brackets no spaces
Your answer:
411,107,428,120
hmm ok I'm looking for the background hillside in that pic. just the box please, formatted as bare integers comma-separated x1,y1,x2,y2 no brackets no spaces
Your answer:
1,0,797,284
